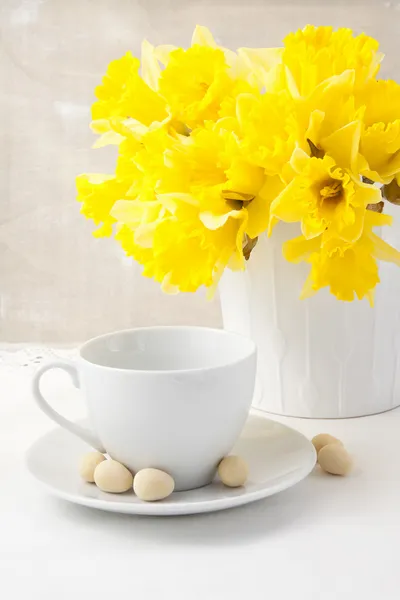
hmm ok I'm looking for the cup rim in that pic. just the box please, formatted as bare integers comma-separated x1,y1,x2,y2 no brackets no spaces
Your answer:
79,325,256,374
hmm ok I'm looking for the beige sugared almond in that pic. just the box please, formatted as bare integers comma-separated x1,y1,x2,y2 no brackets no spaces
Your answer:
312,433,343,454
318,443,353,476
133,468,175,502
94,459,133,493
79,451,106,483
218,455,248,488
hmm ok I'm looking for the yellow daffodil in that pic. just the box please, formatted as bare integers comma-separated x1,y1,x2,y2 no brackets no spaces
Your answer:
154,25,260,126
357,79,400,182
78,24,400,302
112,201,247,294
76,173,131,237
270,148,381,242
296,71,365,171
236,46,284,91
154,25,235,70
284,211,400,303
91,52,167,146
158,45,234,128
281,25,382,98
78,123,176,239
116,224,154,269
236,90,298,174
155,25,254,88
158,122,283,240
110,121,283,292
117,124,176,201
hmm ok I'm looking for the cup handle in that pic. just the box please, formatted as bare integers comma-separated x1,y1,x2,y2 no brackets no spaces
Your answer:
32,360,106,453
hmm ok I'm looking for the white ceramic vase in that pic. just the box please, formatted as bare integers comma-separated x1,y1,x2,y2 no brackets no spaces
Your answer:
219,216,400,418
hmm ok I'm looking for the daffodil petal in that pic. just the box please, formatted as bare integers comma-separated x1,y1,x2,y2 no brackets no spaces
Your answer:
366,289,375,307
111,200,146,225
90,119,112,134
365,210,393,227
310,69,355,107
356,182,382,205
247,175,284,238
383,149,400,179
78,173,114,185
329,206,365,244
93,223,114,238
237,47,283,71
236,93,256,129
370,232,400,265
135,221,159,247
141,39,161,91
300,271,318,299
200,210,242,230
157,193,199,213
92,131,125,148
270,177,312,225
284,65,300,97
161,272,180,295
322,120,361,172
283,235,321,263
301,216,327,240
154,44,177,65
191,25,217,48
122,119,149,139
305,110,325,148
289,147,312,175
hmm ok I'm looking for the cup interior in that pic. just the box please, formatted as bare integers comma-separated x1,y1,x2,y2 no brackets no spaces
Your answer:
80,327,255,372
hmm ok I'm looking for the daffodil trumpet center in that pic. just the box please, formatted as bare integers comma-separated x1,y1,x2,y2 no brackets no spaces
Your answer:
320,180,343,202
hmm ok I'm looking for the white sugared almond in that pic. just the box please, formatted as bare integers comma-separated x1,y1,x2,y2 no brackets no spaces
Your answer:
318,443,353,476
312,433,343,454
133,468,175,502
218,455,248,488
79,452,106,483
94,459,133,493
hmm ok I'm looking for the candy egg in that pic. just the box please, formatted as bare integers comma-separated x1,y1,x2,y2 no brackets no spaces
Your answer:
94,459,133,493
218,455,248,488
312,433,343,454
133,468,175,502
318,443,353,476
79,451,106,483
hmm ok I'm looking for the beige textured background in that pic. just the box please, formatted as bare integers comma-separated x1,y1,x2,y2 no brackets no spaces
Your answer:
1,0,399,343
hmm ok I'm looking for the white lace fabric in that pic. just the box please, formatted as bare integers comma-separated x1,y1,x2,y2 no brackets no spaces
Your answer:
0,347,78,374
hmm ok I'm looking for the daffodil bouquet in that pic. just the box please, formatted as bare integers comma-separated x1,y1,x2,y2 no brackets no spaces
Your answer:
77,25,400,304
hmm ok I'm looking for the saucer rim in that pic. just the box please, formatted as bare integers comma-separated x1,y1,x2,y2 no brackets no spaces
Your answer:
26,412,316,516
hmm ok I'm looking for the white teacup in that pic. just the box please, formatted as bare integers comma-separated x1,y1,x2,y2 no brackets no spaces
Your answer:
32,327,256,491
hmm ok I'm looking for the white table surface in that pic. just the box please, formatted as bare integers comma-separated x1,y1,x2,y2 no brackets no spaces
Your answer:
2,347,400,600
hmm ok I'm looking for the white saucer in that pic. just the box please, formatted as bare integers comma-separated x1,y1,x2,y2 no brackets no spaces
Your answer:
26,412,316,516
